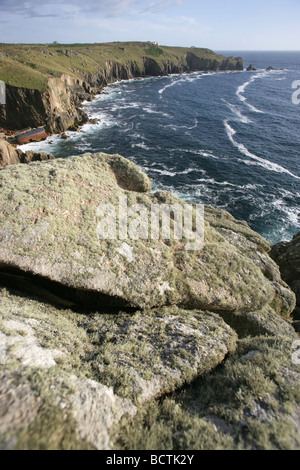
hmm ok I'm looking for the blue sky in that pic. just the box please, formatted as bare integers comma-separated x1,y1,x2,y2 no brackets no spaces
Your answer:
0,0,299,50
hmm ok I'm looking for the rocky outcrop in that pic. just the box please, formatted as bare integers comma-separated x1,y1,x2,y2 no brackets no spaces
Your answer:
115,335,300,450
0,138,54,167
270,232,300,329
0,153,295,318
266,66,283,71
0,153,298,450
42,75,89,134
0,138,22,166
247,64,257,71
0,289,239,449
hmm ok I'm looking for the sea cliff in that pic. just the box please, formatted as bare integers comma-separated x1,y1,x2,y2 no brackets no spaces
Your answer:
0,42,243,133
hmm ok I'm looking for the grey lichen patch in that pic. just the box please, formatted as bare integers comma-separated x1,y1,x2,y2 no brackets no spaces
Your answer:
9,371,96,450
175,242,275,313
0,287,94,379
113,336,300,450
78,306,238,404
1,317,64,368
0,370,40,437
68,376,137,450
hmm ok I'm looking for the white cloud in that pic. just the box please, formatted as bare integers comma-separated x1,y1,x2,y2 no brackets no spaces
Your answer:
0,0,185,18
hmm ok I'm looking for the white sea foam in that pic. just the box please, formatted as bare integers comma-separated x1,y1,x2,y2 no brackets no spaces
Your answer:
158,78,186,96
171,147,220,160
223,100,252,124
224,120,300,180
163,118,198,131
272,199,300,227
147,166,201,177
242,183,265,190
158,72,208,96
236,69,287,114
197,177,239,187
131,142,152,151
142,105,171,117
236,71,269,113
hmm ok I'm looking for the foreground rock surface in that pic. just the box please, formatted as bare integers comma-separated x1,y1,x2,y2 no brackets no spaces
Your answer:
0,287,298,450
115,335,300,450
0,288,237,449
0,152,295,322
0,152,298,450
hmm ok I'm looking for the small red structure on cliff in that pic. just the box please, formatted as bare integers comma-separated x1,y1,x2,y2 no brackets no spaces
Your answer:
16,127,48,145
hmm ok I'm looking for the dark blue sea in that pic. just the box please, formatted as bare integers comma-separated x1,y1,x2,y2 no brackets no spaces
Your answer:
21,51,300,243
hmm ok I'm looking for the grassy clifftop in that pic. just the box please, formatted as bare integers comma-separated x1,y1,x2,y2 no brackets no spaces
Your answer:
0,42,243,91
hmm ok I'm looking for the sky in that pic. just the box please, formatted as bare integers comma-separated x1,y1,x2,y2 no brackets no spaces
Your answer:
0,0,299,50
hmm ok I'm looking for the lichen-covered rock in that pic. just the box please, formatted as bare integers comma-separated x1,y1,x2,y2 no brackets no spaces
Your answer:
77,306,238,404
114,336,300,450
0,287,237,449
218,305,297,339
0,152,295,320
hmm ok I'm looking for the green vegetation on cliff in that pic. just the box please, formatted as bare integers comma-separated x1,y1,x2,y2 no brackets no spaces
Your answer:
0,42,243,91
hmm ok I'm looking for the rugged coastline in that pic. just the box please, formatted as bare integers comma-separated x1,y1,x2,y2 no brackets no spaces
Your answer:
0,42,243,134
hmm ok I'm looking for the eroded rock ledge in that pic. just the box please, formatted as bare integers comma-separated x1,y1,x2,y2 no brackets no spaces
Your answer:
0,153,299,450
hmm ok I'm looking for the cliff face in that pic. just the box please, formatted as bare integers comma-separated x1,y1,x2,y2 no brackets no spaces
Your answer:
0,85,46,130
0,44,244,134
0,75,89,134
186,52,244,71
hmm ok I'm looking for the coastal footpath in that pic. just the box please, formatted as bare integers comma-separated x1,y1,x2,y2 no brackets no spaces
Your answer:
0,42,243,133
0,153,299,450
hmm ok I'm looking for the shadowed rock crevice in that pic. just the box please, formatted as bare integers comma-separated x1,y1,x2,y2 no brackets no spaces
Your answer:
0,268,136,314
0,266,294,341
